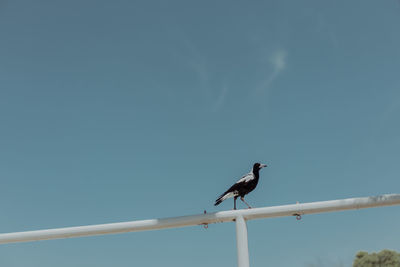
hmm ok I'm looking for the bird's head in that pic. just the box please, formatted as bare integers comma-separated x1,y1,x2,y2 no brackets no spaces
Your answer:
253,162,267,172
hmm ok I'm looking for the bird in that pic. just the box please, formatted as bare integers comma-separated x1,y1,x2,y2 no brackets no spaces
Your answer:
214,162,267,210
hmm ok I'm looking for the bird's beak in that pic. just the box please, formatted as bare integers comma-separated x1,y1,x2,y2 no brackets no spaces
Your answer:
260,164,267,168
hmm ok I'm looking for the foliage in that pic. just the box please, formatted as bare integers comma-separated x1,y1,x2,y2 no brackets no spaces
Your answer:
353,250,400,267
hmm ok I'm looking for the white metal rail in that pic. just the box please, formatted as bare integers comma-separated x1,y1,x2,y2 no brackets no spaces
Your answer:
1,194,400,267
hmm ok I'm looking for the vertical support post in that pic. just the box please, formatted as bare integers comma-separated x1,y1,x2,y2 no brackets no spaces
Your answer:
235,215,250,267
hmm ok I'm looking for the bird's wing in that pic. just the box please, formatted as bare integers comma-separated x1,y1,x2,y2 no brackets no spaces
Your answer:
217,173,253,198
214,172,255,205
235,172,255,184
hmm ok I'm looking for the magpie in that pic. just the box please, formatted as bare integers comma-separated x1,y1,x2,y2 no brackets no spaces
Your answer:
214,163,267,210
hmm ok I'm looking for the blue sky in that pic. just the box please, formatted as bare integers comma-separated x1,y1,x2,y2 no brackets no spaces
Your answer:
1,0,400,266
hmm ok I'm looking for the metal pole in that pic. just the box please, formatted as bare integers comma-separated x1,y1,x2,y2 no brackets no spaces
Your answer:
1,194,400,244
236,215,250,267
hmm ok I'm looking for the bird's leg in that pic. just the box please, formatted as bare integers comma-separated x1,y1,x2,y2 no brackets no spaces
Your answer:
234,196,238,210
240,197,252,209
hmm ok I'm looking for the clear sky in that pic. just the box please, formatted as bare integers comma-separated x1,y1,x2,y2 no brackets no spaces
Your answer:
1,1,400,266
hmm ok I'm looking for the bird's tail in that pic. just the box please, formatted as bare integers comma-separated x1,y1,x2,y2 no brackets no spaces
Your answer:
214,192,234,206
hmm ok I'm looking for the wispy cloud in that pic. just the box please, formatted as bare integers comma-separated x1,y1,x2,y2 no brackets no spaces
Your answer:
181,38,209,89
178,37,230,112
212,82,229,112
270,49,287,72
256,48,287,93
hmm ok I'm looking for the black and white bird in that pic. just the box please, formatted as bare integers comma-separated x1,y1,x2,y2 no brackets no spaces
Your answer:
214,163,267,210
